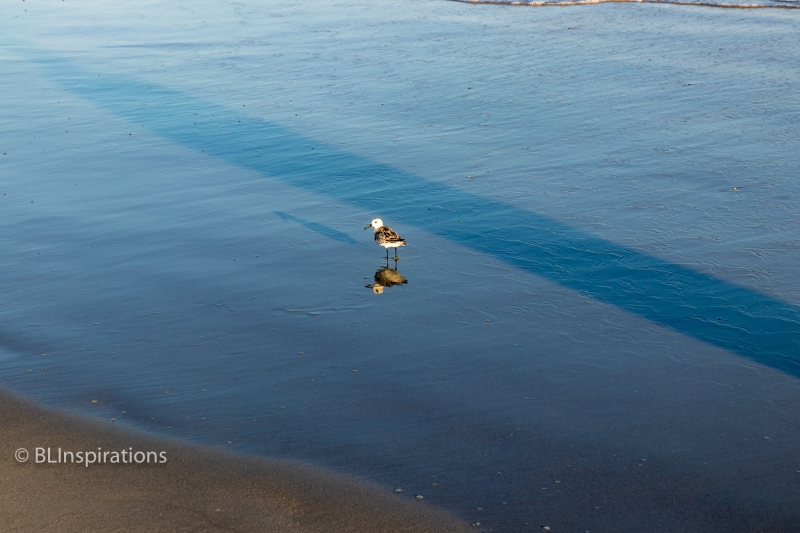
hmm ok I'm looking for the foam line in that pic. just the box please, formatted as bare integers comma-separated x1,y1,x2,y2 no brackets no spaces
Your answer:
447,0,800,8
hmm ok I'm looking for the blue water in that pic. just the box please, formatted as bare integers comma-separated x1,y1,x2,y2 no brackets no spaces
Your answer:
2,1,800,531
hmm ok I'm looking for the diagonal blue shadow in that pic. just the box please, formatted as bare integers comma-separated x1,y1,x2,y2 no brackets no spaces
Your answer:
32,55,800,378
274,211,358,244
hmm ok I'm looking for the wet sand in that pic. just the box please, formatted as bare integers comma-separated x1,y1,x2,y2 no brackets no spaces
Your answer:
0,387,467,533
2,0,800,531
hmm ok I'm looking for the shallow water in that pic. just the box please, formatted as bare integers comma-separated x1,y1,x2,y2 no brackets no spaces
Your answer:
2,0,800,531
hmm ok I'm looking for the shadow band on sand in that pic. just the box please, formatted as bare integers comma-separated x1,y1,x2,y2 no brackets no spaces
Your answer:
31,54,800,379
274,211,359,245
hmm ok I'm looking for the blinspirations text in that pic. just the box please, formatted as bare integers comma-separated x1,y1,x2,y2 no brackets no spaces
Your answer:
30,447,167,467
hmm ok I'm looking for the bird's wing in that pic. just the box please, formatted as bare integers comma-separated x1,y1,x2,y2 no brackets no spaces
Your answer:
376,226,405,244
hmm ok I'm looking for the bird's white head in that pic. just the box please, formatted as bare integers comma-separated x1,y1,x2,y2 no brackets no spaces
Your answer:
364,218,383,230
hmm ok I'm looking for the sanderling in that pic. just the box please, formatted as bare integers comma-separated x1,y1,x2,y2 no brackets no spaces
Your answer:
364,218,406,260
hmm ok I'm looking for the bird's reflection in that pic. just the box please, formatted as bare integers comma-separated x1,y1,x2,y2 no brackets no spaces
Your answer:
365,263,408,294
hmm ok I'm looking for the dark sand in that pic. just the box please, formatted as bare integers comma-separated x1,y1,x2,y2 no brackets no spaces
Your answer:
0,388,468,533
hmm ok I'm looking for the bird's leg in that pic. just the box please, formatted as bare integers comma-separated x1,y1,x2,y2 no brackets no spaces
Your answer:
394,249,399,261
385,248,389,260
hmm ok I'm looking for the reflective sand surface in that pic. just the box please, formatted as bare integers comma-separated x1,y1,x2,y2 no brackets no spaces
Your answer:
1,1,800,530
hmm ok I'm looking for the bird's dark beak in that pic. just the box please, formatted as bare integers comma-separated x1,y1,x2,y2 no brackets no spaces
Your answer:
364,224,371,230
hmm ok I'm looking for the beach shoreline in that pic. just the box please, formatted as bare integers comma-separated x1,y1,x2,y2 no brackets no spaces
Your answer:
2,0,800,530
0,387,468,533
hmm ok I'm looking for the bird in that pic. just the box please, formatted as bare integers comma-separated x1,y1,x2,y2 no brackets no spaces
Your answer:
364,218,406,260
